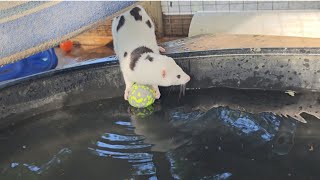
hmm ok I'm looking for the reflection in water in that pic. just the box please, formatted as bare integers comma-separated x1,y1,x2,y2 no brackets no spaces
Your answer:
3,148,71,177
272,119,297,156
88,120,157,179
161,106,301,179
180,107,284,143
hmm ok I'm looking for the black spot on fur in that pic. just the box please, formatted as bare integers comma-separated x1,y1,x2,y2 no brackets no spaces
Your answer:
177,75,181,79
146,55,153,62
130,7,142,21
124,52,127,57
130,46,153,70
116,16,125,32
146,20,152,28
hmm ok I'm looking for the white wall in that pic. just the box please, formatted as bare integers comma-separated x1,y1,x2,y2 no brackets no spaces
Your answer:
161,1,320,15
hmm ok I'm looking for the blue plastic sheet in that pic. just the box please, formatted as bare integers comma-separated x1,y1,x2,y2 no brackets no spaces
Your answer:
0,48,58,82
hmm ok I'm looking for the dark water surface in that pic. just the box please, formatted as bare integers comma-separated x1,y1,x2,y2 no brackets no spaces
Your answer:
1,88,320,180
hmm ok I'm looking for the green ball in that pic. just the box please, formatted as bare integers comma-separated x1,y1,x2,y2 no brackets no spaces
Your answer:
128,84,156,108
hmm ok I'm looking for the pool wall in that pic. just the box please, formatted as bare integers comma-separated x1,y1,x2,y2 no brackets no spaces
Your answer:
1,48,320,127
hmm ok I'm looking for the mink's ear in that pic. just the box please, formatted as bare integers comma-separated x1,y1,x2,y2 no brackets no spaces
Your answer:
161,69,166,78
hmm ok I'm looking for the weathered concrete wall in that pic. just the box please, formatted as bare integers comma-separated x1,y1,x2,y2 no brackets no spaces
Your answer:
1,48,320,126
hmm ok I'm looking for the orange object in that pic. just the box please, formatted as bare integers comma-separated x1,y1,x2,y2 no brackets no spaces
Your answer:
60,40,73,52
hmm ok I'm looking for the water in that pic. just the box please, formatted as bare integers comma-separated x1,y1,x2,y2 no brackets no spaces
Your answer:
1,88,320,180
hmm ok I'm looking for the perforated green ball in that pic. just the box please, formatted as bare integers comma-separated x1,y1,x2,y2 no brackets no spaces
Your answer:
128,84,156,108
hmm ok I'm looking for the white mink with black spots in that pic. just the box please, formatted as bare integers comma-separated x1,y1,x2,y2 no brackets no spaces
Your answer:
112,5,190,100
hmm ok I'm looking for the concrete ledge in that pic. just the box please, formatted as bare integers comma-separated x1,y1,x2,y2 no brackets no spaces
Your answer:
189,11,320,38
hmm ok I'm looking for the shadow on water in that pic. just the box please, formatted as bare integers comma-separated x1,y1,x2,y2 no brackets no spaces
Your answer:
1,88,320,179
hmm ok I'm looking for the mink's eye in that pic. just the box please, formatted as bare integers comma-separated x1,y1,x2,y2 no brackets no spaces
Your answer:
177,75,181,79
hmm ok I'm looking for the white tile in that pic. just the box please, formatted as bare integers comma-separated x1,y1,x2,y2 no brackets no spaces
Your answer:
258,2,272,10
191,5,204,13
203,4,217,11
304,2,319,10
288,1,305,10
216,4,230,11
244,2,257,11
178,1,192,6
230,3,243,11
191,1,204,6
167,5,181,13
229,1,243,4
161,1,169,7
179,5,192,13
272,2,288,10
216,1,229,5
162,5,169,13
167,1,180,7
315,2,320,9
203,1,217,5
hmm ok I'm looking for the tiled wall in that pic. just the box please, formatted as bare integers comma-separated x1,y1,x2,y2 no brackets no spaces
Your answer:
161,1,320,15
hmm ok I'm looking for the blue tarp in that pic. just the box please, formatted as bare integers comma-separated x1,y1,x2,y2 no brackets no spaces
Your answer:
0,48,58,82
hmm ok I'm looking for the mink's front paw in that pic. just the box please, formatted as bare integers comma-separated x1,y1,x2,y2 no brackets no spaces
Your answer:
124,89,130,101
159,46,166,53
152,85,161,99
155,91,161,99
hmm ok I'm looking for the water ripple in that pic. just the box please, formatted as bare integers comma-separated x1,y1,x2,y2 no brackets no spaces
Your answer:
88,120,157,179
101,133,144,142
88,148,153,160
96,141,151,149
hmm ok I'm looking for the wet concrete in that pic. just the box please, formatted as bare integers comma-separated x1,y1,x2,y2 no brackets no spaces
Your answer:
169,48,320,92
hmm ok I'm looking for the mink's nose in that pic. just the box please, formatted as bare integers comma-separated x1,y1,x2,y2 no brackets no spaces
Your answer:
186,75,191,82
